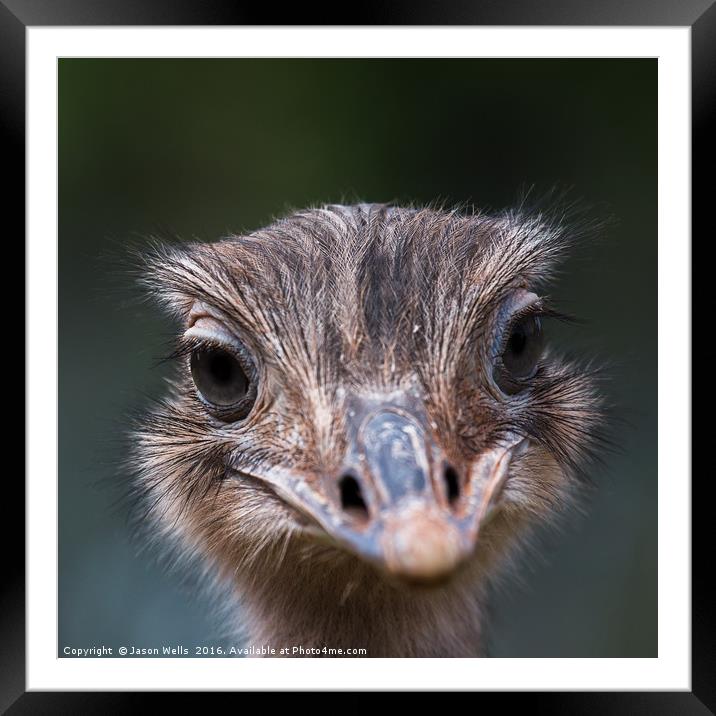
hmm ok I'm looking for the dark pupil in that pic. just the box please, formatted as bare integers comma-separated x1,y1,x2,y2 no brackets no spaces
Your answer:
209,352,236,385
499,314,544,388
191,347,249,407
508,327,527,355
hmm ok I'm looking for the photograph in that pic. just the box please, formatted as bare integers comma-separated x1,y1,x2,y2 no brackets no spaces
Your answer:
58,57,657,659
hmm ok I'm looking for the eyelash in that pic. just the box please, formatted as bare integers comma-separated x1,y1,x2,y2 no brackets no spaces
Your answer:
166,335,218,362
168,335,257,378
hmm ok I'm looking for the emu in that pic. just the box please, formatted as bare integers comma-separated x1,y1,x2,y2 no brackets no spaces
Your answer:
132,203,603,657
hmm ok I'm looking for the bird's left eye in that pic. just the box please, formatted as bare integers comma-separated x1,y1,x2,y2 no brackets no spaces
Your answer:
495,315,544,394
190,346,256,420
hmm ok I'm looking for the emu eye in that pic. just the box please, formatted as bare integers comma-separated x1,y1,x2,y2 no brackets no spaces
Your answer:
190,347,255,419
496,315,544,394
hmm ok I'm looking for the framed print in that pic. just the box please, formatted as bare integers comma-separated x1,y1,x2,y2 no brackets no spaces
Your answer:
8,0,706,709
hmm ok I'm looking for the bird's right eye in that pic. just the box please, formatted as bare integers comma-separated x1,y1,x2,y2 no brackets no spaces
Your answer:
190,346,256,420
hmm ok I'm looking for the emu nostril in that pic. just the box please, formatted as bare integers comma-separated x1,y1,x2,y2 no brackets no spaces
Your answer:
444,464,460,504
339,474,369,520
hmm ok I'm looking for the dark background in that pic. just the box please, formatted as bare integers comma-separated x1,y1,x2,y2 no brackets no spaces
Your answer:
59,58,656,657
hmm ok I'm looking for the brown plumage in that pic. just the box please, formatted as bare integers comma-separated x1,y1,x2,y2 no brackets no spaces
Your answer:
131,203,604,657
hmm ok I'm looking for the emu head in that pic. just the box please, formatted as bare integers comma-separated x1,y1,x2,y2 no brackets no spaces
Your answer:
134,204,602,589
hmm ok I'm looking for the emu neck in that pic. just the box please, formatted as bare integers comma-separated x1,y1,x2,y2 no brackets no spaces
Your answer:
236,550,488,657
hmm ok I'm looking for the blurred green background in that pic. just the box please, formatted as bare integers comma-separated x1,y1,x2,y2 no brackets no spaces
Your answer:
59,59,656,657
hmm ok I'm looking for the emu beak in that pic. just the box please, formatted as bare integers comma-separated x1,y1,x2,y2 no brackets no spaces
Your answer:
257,404,525,585
343,408,524,584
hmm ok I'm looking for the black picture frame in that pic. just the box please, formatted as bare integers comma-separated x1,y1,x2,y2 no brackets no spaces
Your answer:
6,0,706,710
